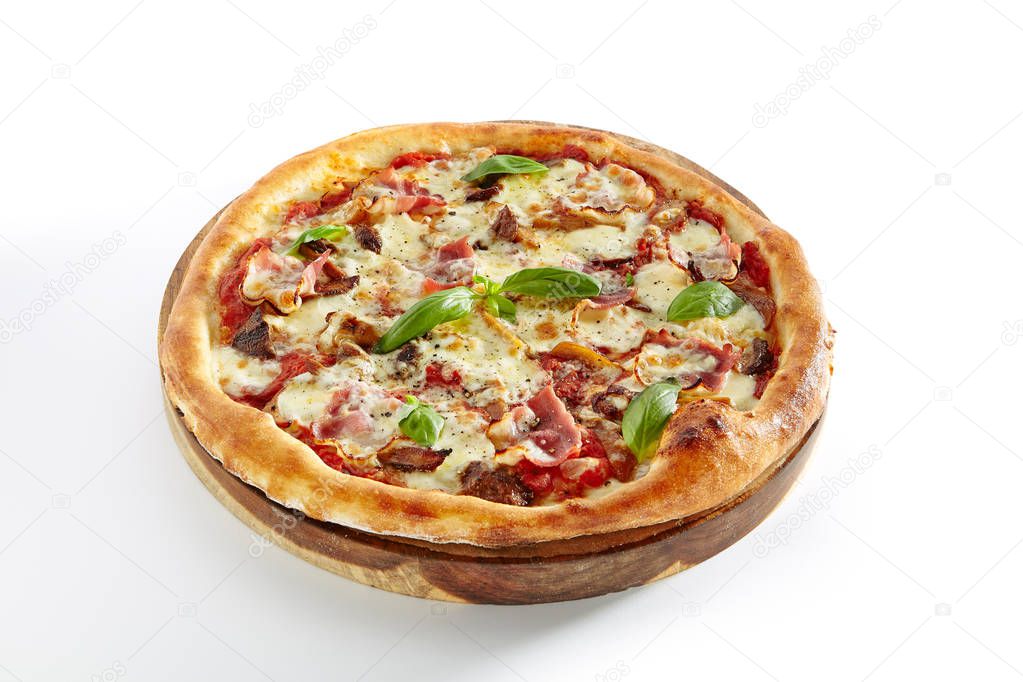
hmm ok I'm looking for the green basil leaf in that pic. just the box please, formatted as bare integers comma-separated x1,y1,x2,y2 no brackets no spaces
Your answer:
625,272,635,286
498,267,601,299
666,281,744,322
283,224,348,257
460,155,549,184
473,274,502,297
486,293,517,323
373,286,477,353
398,396,444,447
622,380,683,462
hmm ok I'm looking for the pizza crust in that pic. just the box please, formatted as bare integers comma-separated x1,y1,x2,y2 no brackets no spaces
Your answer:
159,122,833,547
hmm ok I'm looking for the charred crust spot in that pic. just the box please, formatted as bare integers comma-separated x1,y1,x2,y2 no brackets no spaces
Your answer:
674,426,702,448
705,414,727,432
460,461,533,506
354,224,382,253
231,309,273,359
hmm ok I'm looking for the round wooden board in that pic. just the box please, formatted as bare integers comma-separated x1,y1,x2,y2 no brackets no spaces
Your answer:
158,124,822,604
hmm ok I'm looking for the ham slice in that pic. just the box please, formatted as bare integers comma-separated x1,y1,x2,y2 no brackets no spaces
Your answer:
241,246,331,313
356,166,446,216
311,381,400,443
422,236,475,292
524,385,583,466
487,386,583,467
636,331,739,391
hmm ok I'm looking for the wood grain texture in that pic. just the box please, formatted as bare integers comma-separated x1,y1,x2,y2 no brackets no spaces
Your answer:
158,124,820,603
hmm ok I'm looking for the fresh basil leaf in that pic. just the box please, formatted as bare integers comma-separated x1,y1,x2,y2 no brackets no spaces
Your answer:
283,224,348,257
473,274,502,297
485,293,517,323
498,267,601,299
373,286,477,353
622,380,683,461
666,281,744,322
625,272,635,287
398,396,444,447
460,155,549,184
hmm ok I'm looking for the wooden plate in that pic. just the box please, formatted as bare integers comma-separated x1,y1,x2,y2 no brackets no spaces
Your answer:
158,125,822,604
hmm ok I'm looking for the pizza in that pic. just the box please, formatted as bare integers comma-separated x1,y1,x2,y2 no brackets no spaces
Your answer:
160,122,832,547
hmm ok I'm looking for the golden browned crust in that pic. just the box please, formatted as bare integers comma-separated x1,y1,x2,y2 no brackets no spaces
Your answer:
159,122,833,547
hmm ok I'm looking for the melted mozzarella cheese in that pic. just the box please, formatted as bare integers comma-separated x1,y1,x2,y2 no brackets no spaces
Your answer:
265,294,347,350
272,371,333,425
215,145,779,495
510,299,576,353
271,359,375,424
402,409,496,492
496,159,586,219
632,258,691,317
213,346,280,396
567,163,655,212
406,148,492,202
716,371,758,411
375,212,432,265
666,304,765,348
418,313,547,407
559,223,642,262
634,342,721,385
572,302,648,354
474,242,531,282
668,219,720,253
430,201,491,245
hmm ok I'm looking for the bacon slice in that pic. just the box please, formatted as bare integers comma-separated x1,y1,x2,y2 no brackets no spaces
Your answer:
231,309,273,359
460,461,533,506
282,186,355,224
486,385,583,467
727,274,776,327
491,206,521,242
377,443,451,472
738,338,774,376
466,184,501,202
589,285,635,309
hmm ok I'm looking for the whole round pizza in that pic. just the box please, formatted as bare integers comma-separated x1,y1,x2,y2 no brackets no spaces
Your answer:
160,122,832,547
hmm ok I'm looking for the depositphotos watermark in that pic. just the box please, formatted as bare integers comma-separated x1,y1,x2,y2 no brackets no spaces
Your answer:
247,472,348,556
0,231,127,343
751,444,883,558
247,15,378,127
752,15,882,128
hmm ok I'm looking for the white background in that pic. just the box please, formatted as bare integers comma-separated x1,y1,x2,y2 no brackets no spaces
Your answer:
1,0,1021,680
